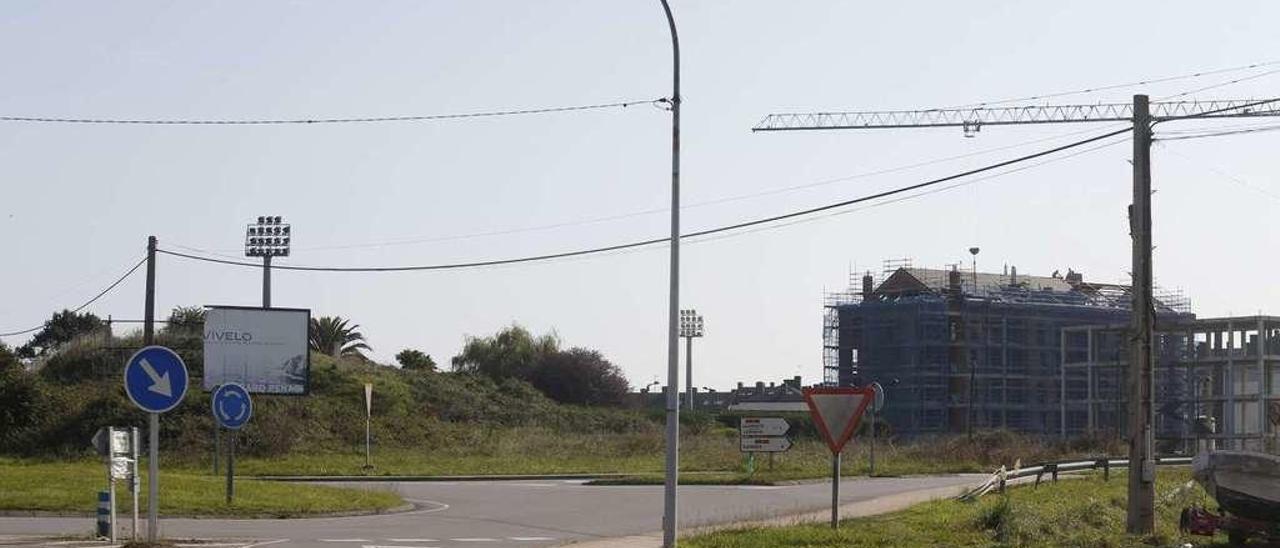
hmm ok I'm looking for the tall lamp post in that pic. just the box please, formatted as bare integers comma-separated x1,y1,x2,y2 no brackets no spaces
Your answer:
966,246,979,439
245,216,291,308
679,310,704,410
656,1,681,547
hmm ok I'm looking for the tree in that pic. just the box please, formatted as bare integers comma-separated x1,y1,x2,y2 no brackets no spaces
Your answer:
18,310,103,357
0,343,18,372
396,349,436,371
451,324,558,381
308,316,371,358
163,305,205,337
529,347,630,406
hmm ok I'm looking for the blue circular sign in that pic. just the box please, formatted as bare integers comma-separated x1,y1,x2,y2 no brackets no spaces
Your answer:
123,346,189,413
211,383,253,430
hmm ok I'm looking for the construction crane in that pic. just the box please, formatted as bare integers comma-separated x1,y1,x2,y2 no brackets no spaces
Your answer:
753,95,1280,535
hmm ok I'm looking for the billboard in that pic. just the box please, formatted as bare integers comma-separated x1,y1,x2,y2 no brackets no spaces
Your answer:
203,306,310,395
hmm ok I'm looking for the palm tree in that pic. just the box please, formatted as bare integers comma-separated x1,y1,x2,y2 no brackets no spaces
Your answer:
308,316,372,358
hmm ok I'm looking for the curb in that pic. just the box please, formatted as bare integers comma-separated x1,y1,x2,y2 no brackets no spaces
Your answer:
0,502,416,520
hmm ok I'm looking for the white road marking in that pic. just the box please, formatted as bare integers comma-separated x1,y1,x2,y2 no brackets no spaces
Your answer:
450,539,499,542
508,537,556,541
318,540,371,543
242,540,290,548
504,483,556,487
385,540,438,543
400,499,451,514
363,545,438,548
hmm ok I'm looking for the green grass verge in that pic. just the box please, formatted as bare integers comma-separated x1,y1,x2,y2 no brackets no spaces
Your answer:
685,469,1229,547
232,434,989,479
0,458,402,518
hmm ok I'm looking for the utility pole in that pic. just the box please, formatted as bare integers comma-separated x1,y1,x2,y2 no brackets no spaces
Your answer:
657,1,681,546
1127,95,1155,532
751,95,1280,537
143,236,158,542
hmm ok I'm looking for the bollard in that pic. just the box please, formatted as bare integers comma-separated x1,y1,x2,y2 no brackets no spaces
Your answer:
96,491,111,539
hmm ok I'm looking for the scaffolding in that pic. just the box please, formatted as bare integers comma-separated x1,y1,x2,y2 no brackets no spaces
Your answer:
1063,316,1280,454
823,259,1198,437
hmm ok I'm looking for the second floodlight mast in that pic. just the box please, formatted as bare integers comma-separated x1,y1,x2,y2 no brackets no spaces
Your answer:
245,216,291,308
679,310,705,410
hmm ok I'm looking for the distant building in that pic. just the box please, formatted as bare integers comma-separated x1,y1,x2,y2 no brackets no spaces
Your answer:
629,376,807,412
825,259,1193,437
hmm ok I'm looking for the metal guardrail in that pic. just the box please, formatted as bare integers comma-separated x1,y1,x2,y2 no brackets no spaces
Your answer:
958,456,1193,501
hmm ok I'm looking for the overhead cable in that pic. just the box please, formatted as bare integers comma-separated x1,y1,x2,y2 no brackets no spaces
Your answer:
0,99,662,126
0,256,148,338
157,127,1132,273
943,59,1280,109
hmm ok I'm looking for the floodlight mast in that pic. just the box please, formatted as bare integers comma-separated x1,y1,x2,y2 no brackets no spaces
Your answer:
679,310,705,410
753,96,1280,535
244,215,291,308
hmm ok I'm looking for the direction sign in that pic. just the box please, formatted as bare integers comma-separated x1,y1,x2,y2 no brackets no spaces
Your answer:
124,346,189,414
740,436,793,452
740,417,790,437
211,383,253,430
803,386,874,454
92,427,131,457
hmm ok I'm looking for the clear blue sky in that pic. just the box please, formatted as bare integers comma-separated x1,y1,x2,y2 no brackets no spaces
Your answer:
3,1,1279,390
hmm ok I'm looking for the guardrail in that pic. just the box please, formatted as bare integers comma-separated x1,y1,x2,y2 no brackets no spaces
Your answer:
958,455,1193,501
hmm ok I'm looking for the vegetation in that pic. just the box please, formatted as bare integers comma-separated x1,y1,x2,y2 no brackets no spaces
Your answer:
0,458,401,517
16,310,104,358
308,316,371,358
685,469,1226,547
451,324,630,406
395,348,436,371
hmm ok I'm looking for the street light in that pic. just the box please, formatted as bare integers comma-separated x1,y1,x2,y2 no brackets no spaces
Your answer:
679,309,704,410
967,246,980,439
657,1,681,545
245,215,291,308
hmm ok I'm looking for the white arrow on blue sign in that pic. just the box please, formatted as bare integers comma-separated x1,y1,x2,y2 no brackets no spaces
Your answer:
211,383,253,430
124,346,189,413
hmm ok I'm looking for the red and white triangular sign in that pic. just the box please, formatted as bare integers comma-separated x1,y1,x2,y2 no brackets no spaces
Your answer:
803,386,874,454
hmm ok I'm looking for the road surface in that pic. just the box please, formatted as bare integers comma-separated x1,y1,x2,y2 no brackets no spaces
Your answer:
0,475,980,548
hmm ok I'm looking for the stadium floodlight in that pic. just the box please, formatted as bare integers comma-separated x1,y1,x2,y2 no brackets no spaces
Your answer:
678,309,705,411
244,215,291,307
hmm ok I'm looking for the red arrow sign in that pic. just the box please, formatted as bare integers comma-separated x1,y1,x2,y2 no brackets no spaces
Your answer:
803,386,874,454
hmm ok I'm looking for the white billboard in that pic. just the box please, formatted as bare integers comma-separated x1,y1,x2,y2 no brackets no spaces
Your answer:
203,306,310,395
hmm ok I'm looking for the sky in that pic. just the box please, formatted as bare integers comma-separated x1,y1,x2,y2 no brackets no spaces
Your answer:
3,1,1279,391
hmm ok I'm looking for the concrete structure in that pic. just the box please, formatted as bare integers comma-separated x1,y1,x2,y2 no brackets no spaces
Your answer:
825,259,1192,437
1063,316,1280,453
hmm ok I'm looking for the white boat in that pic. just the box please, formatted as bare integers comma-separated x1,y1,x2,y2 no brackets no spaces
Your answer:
1192,450,1280,523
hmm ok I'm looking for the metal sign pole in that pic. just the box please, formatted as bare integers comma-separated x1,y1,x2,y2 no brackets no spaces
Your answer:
869,410,876,475
147,413,158,542
225,430,235,505
831,451,841,529
107,427,116,543
131,426,139,540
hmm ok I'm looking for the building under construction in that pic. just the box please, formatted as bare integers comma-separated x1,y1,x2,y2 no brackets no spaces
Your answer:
1063,316,1280,453
825,259,1193,437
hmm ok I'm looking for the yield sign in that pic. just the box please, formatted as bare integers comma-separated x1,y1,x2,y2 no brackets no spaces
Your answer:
803,386,874,454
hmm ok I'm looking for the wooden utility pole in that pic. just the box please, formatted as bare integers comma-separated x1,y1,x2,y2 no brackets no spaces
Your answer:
1126,95,1155,533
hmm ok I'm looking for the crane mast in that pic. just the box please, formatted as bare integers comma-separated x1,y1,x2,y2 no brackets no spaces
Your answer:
754,95,1280,535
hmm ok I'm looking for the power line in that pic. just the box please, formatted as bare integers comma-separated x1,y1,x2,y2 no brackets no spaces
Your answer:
1156,123,1280,141
1156,67,1280,100
173,123,1127,254
0,256,148,338
943,59,1280,109
1157,142,1280,203
157,127,1132,273
0,99,662,126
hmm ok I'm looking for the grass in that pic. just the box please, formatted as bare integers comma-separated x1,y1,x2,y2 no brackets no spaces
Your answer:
0,457,403,518
685,469,1230,547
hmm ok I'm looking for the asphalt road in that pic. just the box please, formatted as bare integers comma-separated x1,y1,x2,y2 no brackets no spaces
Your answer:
0,475,980,548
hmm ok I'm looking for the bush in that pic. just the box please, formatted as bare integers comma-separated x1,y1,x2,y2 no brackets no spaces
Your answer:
529,348,629,406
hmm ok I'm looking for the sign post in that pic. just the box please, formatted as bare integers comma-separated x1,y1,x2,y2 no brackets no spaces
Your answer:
92,426,132,542
211,383,252,505
869,382,885,475
123,346,189,543
803,386,874,529
364,383,373,470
